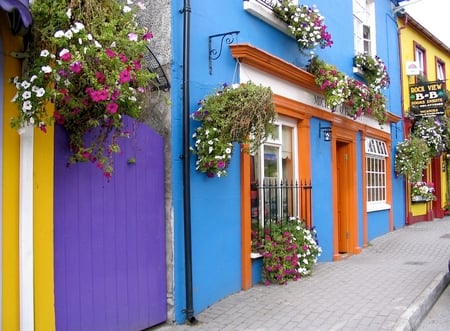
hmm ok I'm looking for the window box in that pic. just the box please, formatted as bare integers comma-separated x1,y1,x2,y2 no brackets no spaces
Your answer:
243,0,292,37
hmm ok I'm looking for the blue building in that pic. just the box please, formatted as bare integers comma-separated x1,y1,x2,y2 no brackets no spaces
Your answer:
170,0,405,324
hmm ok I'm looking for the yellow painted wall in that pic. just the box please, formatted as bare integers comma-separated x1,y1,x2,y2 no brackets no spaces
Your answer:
1,12,22,330
1,12,55,331
398,16,450,219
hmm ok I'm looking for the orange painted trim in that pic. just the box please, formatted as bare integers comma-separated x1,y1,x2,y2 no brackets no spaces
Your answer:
360,134,368,247
230,43,322,94
240,147,252,290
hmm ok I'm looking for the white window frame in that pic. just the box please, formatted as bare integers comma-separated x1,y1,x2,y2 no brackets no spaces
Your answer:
436,59,445,81
365,138,390,212
253,116,299,225
415,46,426,77
353,0,376,55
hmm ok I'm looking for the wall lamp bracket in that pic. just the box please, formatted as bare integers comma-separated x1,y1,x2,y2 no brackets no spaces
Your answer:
319,123,332,142
208,31,240,75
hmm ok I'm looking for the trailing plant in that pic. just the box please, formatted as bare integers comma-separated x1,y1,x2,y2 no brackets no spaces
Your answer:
191,82,276,178
307,56,388,123
412,117,446,157
252,217,322,285
394,136,430,182
10,0,155,178
272,0,333,53
353,53,390,89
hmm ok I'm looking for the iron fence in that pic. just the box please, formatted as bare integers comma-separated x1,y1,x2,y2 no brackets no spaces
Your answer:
251,179,313,242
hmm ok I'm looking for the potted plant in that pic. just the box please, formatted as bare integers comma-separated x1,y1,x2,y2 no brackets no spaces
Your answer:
191,82,276,178
353,53,390,89
252,217,322,285
10,0,155,178
413,117,446,157
272,0,333,53
307,56,388,124
410,181,436,202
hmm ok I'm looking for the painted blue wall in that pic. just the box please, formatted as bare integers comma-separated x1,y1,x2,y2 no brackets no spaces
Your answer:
171,0,405,323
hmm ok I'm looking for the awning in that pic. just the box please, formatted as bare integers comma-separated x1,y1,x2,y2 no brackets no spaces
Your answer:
0,0,32,28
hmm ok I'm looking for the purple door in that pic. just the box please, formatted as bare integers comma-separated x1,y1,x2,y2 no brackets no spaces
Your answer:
54,118,167,331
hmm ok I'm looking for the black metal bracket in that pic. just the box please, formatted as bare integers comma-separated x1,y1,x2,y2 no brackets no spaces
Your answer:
144,45,171,91
208,31,240,75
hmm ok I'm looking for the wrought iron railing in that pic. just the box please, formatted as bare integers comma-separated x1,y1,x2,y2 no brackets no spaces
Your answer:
251,179,313,244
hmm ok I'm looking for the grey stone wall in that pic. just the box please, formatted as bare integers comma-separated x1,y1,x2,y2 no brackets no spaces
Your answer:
137,0,174,324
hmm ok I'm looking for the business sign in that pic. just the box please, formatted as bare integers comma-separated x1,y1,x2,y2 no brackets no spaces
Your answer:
409,81,446,117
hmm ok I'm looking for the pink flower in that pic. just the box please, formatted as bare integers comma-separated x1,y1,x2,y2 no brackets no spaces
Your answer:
106,102,118,114
105,48,115,58
95,71,105,84
127,33,138,41
39,123,47,133
69,62,82,73
119,69,131,84
133,59,142,70
60,51,72,62
142,32,153,41
118,53,128,63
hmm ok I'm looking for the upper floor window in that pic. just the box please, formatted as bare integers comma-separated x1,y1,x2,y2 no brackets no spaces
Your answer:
353,0,375,55
414,44,427,79
436,58,445,81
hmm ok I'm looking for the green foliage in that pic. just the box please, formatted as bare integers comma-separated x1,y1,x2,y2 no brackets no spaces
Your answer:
272,0,333,53
252,217,322,285
307,56,388,123
191,82,276,178
395,136,430,182
10,0,155,178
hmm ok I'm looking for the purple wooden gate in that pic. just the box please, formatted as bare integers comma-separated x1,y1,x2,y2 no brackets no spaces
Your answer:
54,118,167,331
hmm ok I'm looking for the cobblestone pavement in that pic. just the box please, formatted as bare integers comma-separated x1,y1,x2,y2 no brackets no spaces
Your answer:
153,218,450,331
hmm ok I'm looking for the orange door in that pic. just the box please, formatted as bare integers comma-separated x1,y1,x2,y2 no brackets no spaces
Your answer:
336,141,350,254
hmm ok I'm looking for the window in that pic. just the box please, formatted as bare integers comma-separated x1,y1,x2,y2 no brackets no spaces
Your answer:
353,0,375,55
365,138,390,211
414,44,427,78
251,117,299,224
436,58,445,81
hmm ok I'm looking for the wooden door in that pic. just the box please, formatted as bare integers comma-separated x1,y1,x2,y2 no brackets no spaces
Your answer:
53,118,167,331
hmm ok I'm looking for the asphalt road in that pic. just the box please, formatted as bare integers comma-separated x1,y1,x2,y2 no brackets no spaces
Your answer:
417,284,450,331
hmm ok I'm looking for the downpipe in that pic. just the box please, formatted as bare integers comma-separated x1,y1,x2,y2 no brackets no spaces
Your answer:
181,0,196,324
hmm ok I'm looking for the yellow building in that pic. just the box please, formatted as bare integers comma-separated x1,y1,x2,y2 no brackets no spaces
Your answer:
398,13,450,224
1,2,55,330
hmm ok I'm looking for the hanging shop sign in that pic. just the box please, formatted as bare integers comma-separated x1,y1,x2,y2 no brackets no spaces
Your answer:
409,81,446,117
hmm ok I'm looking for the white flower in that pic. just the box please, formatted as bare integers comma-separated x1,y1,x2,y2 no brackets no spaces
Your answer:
208,146,213,154
40,49,50,57
29,117,35,125
54,30,64,38
71,22,85,33
123,5,132,13
66,8,72,18
64,30,73,39
87,34,93,41
41,66,52,74
94,40,102,48
30,75,38,82
21,80,31,89
22,91,32,99
35,88,45,97
22,100,32,112
59,48,70,57
225,148,231,154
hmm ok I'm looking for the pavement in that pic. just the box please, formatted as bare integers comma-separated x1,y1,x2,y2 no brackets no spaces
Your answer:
154,217,450,331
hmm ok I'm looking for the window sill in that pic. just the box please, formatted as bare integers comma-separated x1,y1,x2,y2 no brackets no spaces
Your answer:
367,203,391,212
243,0,292,37
251,252,262,259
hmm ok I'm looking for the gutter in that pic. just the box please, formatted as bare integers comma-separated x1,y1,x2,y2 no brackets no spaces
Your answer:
182,0,196,323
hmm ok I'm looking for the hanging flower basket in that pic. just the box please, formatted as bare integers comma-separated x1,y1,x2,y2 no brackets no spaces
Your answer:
353,53,390,89
191,82,276,178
